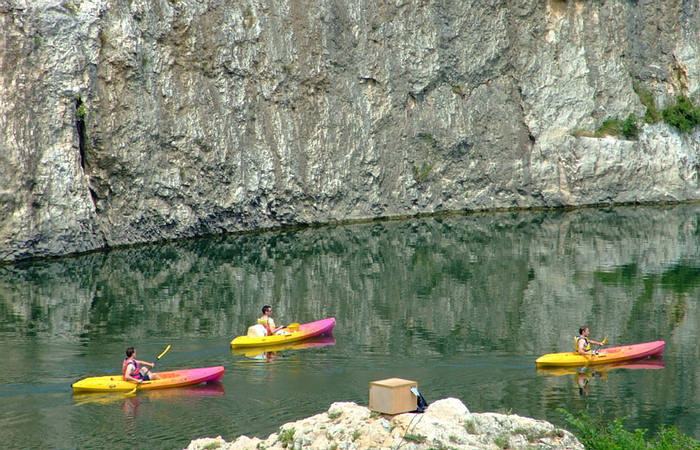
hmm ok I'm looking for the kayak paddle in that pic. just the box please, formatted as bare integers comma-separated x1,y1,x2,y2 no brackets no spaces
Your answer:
156,344,172,362
593,337,608,356
127,344,171,395
286,323,300,331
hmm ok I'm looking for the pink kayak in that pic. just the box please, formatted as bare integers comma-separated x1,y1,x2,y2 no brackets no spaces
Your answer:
72,366,225,392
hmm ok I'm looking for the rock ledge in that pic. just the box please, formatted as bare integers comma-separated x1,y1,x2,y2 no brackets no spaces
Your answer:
185,398,583,449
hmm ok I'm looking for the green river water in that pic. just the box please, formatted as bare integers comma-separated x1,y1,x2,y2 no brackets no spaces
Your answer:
1,204,698,449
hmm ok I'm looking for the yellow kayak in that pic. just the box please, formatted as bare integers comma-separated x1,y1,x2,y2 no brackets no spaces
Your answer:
230,317,335,349
71,366,225,393
535,340,665,367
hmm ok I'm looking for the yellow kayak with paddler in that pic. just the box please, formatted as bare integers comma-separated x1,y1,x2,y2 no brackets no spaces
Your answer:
230,317,335,349
535,340,665,367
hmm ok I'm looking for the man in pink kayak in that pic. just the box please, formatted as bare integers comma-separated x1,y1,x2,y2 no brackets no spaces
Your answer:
576,326,607,355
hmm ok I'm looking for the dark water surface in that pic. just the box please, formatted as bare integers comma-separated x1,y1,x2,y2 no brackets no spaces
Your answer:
1,205,699,449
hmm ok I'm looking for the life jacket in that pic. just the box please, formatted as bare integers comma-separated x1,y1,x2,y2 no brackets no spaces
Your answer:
575,335,591,352
257,317,272,335
123,358,142,380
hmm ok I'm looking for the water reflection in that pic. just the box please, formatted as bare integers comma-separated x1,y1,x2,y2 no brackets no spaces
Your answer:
1,204,699,447
72,382,225,407
231,335,336,360
2,205,699,354
537,357,665,396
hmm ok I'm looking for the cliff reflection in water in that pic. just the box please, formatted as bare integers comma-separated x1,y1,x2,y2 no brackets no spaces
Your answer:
1,205,698,354
1,204,699,441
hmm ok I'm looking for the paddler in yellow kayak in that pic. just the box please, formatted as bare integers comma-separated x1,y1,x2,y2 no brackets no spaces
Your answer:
576,326,607,356
258,305,288,335
123,346,160,382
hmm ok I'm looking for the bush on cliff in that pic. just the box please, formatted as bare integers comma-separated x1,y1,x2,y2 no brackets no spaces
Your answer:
594,119,621,138
593,114,639,140
662,95,700,133
559,409,699,450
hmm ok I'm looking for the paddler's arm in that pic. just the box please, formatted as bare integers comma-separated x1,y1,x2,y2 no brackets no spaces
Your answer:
136,359,156,368
268,318,285,334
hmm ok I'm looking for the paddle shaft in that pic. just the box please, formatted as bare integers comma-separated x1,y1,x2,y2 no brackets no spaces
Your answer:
589,337,608,356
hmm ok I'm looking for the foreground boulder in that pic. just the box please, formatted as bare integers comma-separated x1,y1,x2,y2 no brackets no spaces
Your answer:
186,398,583,449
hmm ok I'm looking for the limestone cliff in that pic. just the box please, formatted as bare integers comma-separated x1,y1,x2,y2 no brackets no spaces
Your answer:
2,0,700,262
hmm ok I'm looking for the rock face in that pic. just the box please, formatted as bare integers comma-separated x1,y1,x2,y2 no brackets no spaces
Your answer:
185,398,583,449
2,1,700,262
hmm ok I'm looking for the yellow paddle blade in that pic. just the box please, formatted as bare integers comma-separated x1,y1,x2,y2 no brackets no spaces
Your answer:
157,344,171,360
601,336,608,345
287,323,300,331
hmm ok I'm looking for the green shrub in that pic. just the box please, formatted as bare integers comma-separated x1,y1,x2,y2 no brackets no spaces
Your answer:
278,427,295,448
662,95,700,133
620,113,640,139
403,433,426,443
594,118,621,137
412,162,434,182
463,418,478,434
493,432,510,448
558,408,699,450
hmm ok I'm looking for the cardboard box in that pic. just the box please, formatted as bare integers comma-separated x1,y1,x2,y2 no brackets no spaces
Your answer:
369,378,418,414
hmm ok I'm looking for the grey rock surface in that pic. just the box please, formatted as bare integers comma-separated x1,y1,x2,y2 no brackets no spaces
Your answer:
2,0,700,261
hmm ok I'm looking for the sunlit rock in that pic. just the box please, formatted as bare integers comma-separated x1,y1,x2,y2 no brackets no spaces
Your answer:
185,398,583,449
3,1,700,262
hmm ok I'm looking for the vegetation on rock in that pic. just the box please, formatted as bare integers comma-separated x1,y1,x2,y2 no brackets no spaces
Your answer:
559,409,699,450
662,95,700,134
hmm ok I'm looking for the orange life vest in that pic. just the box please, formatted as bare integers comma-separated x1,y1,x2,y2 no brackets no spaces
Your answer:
123,358,142,380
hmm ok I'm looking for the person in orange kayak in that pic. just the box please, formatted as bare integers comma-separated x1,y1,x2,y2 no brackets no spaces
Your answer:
258,305,287,335
123,347,160,382
576,326,606,355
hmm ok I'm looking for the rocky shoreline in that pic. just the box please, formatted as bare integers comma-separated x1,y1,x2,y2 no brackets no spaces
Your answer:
185,398,583,449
